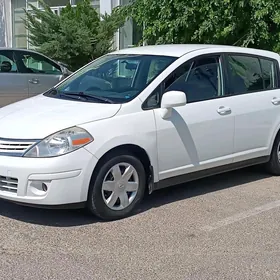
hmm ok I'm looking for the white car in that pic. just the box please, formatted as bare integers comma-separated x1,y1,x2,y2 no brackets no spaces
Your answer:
0,44,280,220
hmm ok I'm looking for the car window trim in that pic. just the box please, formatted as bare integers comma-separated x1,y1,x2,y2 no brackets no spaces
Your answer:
258,57,266,90
142,51,280,110
224,52,280,97
142,52,227,110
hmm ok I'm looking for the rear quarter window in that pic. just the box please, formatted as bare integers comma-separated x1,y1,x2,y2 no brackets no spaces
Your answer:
260,58,277,89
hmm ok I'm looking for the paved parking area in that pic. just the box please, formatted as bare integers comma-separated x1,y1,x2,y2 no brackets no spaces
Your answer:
0,166,280,279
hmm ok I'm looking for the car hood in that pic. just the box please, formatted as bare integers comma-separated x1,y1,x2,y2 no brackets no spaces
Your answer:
0,95,121,139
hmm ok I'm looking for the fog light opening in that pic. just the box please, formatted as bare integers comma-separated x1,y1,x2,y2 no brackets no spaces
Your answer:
29,180,50,196
42,183,48,192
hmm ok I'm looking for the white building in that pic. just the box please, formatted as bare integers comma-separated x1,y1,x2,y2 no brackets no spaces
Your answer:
0,0,141,50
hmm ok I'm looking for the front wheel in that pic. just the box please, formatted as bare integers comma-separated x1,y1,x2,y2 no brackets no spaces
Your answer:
266,133,280,175
87,154,146,220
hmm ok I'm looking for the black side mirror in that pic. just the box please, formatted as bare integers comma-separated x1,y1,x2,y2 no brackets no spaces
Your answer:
1,61,12,72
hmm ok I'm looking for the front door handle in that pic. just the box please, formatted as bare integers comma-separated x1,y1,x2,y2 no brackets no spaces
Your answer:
217,106,231,115
272,97,280,105
28,78,39,84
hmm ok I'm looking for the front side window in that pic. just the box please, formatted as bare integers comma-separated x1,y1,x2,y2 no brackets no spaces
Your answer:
164,56,223,103
0,51,18,73
15,51,62,75
47,54,176,104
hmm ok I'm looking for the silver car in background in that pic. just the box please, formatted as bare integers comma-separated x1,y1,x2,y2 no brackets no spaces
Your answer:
0,48,71,107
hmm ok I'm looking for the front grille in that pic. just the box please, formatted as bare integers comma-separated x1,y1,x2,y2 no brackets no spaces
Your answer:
0,138,37,156
0,176,18,193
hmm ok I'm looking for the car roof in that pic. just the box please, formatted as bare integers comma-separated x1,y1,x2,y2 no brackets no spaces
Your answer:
0,47,43,54
0,47,59,60
112,44,278,58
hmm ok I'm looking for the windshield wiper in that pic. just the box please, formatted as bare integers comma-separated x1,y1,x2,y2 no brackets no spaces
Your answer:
59,92,114,104
44,87,59,96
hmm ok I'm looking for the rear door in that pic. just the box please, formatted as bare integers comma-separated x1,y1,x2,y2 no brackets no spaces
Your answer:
14,50,63,97
0,50,28,107
224,53,280,162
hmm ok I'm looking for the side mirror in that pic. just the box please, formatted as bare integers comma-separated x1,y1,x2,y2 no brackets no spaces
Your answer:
161,90,187,108
57,61,72,78
1,61,12,72
57,61,69,68
160,91,187,119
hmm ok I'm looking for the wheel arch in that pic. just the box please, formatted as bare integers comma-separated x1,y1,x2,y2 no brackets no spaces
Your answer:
88,144,155,199
269,123,280,154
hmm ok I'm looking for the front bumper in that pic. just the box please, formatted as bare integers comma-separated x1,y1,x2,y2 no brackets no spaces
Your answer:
0,148,98,206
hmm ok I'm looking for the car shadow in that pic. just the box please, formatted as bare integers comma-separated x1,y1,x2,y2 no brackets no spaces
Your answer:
171,109,200,165
0,166,271,227
0,201,98,227
135,165,271,214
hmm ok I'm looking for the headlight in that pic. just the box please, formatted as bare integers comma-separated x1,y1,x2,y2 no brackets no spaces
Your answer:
24,127,93,158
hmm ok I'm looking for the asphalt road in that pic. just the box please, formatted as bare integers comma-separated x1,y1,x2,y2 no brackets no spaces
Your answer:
0,166,280,280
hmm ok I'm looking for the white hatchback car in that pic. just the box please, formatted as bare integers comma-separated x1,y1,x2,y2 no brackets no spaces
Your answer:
0,44,280,220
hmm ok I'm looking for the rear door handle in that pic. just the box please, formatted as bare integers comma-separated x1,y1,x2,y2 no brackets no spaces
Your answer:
28,78,39,84
217,106,231,115
272,97,280,105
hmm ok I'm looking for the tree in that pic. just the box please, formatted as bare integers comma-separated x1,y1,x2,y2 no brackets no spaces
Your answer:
24,0,125,70
123,0,280,52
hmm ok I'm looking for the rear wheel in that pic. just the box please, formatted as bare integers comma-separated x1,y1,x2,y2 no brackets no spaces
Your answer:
87,154,146,220
266,133,280,175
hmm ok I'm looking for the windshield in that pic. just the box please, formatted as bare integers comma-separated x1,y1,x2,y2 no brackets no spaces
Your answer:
44,54,176,103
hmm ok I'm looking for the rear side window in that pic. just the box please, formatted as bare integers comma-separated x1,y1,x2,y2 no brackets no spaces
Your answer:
0,51,18,73
227,55,278,95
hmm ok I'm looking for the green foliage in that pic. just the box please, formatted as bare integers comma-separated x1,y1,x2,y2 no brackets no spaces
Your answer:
24,0,125,70
123,0,280,52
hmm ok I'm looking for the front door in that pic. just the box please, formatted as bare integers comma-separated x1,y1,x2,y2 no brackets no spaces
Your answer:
152,55,235,180
14,50,63,97
0,50,28,107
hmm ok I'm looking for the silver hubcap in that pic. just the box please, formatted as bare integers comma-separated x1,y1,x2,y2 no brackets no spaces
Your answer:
101,163,139,210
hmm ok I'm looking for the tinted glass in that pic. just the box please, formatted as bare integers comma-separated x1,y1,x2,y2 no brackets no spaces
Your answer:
49,54,176,104
165,56,222,103
228,55,263,94
260,58,277,89
0,51,18,73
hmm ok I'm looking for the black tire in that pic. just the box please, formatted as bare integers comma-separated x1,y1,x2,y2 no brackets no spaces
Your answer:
87,153,146,220
266,133,280,175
